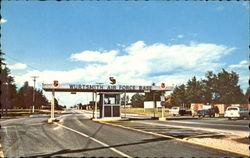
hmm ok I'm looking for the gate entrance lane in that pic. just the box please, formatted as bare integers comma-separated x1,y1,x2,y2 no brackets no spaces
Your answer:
42,83,173,122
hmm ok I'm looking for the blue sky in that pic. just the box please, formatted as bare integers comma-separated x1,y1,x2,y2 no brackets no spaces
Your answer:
1,1,249,106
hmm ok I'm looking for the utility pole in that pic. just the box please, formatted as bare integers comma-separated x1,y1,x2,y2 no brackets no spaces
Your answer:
31,76,39,113
5,78,9,116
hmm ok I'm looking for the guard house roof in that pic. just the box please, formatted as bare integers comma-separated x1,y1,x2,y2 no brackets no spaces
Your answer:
42,84,173,93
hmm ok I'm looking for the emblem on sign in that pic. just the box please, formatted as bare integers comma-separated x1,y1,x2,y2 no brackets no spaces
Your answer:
53,80,59,87
161,83,166,89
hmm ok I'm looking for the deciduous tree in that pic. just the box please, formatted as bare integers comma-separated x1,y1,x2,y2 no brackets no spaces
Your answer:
131,93,145,108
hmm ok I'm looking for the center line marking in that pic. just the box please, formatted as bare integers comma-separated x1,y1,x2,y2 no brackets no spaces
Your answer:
54,122,131,158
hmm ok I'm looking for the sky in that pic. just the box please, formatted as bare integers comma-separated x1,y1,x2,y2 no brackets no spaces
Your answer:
1,1,249,107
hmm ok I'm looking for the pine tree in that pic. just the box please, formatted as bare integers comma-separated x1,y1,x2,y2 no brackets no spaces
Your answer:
0,50,17,111
172,84,187,107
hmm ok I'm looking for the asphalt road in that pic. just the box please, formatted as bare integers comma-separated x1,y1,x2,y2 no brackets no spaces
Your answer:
0,110,247,157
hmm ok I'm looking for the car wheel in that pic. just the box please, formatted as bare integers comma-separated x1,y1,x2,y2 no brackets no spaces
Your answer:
228,117,231,120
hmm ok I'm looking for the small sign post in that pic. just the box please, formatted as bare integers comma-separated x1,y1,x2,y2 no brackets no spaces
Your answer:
159,91,166,121
48,80,58,123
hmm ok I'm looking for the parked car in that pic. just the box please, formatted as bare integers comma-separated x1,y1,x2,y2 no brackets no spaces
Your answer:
169,107,191,116
224,106,249,120
197,105,217,118
197,109,215,117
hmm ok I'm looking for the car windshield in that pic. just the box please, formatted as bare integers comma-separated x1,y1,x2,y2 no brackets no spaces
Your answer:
227,107,238,111
239,107,248,111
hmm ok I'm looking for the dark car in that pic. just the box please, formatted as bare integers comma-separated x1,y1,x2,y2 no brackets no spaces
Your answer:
170,107,192,116
197,105,218,117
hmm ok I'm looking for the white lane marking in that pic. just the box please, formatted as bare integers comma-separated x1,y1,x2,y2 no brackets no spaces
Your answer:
169,120,246,127
2,122,43,128
2,126,16,129
135,121,249,137
5,128,9,137
29,123,44,126
54,122,132,158
0,118,26,123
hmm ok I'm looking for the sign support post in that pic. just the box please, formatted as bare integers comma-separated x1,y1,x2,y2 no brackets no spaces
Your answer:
48,89,55,123
161,105,164,118
94,92,97,119
159,91,166,121
92,92,94,119
124,92,127,118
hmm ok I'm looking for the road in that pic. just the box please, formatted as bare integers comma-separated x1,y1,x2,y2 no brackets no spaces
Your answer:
162,118,249,132
0,110,248,157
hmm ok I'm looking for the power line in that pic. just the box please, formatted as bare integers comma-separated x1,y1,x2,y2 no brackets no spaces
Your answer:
5,54,39,70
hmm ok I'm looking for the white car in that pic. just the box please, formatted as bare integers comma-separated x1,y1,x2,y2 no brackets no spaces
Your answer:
224,106,249,120
169,107,186,116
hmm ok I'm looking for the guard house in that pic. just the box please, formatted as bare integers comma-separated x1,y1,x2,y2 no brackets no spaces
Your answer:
99,92,121,119
42,83,173,121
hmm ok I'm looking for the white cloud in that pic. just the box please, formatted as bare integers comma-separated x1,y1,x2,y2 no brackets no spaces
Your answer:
70,50,118,63
13,41,237,107
228,60,248,93
229,60,248,69
177,34,184,38
0,18,7,23
216,6,225,11
170,34,184,42
242,2,249,9
117,43,126,48
9,63,27,70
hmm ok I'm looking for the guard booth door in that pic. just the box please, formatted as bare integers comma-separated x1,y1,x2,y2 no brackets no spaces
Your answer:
99,93,121,118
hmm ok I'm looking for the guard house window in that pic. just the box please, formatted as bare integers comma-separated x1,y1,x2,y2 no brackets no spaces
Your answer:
99,93,121,118
104,94,120,104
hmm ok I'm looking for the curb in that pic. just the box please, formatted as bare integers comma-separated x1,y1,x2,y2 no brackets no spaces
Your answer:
92,118,129,122
0,144,4,158
165,117,199,120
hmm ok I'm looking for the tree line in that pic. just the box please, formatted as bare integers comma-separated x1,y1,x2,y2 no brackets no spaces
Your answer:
0,51,63,110
131,69,249,108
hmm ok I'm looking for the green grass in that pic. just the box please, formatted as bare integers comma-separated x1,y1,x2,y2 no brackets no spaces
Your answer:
83,108,170,116
121,108,170,116
8,111,34,114
2,109,49,115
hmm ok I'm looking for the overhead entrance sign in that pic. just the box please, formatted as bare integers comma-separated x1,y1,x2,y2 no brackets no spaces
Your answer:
42,84,173,93
42,83,173,122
